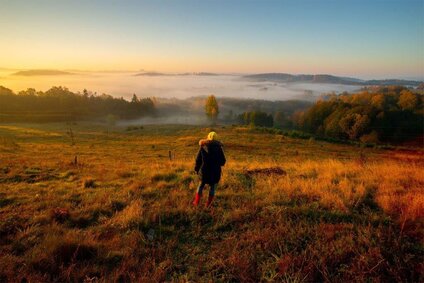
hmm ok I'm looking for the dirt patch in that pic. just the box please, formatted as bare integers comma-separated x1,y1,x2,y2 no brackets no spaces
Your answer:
244,167,287,176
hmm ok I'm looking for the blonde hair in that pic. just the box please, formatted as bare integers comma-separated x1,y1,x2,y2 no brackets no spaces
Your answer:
207,131,218,141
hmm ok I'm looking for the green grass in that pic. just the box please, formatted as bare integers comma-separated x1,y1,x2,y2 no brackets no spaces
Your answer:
0,123,423,282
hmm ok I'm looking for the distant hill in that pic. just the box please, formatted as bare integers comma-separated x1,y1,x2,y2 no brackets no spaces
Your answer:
134,72,169,76
193,72,219,76
134,72,220,77
243,73,423,87
12,69,74,76
364,79,423,86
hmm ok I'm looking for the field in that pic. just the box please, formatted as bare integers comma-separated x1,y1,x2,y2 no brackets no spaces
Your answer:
0,123,423,282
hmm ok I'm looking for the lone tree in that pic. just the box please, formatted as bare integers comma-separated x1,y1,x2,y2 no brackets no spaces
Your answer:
205,95,219,124
131,94,139,103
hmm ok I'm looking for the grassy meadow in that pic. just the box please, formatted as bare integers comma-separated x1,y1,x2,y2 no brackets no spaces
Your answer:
0,123,423,282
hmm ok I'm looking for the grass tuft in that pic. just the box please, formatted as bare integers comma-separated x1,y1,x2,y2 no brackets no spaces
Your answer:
83,178,96,188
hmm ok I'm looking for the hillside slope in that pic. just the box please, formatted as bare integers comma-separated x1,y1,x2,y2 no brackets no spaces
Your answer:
0,124,422,282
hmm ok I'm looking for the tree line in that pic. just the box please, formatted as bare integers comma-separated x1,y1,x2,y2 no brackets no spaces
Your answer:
236,111,274,127
221,86,422,144
0,86,155,123
295,86,423,143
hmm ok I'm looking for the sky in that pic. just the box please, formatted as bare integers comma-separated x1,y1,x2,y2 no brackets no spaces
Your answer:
1,0,423,79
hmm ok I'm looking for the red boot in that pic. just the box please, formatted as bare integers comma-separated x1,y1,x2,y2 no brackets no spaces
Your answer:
193,193,202,206
205,195,214,208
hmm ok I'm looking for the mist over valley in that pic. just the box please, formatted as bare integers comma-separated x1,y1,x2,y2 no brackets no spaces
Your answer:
1,70,368,102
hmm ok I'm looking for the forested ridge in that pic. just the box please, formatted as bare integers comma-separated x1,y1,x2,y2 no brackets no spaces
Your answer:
0,86,155,122
295,86,423,143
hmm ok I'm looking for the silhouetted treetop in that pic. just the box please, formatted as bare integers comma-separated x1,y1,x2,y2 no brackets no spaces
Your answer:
0,86,155,122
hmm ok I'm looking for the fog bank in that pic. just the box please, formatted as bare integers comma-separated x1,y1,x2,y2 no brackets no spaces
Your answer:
118,114,207,126
0,71,361,102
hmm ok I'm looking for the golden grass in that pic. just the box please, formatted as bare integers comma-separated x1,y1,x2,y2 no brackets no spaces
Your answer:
0,123,423,282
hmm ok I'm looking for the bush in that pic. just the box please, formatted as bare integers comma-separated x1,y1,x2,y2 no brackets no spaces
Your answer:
83,178,96,188
126,125,144,131
50,208,70,223
360,131,379,144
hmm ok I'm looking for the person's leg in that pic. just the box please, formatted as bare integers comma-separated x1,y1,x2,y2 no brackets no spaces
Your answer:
209,183,217,197
206,183,217,208
197,182,206,195
193,182,205,206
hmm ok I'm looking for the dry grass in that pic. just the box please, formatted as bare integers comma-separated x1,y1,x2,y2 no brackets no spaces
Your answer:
0,123,423,282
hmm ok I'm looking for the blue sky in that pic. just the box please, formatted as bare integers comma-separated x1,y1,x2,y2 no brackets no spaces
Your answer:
1,0,423,78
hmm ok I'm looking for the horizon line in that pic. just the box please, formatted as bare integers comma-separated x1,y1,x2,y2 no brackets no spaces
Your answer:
1,67,424,81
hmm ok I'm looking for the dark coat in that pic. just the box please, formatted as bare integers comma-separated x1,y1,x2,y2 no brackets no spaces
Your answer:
194,139,226,185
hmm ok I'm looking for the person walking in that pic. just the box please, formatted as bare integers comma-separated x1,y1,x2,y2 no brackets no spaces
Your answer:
193,131,226,208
